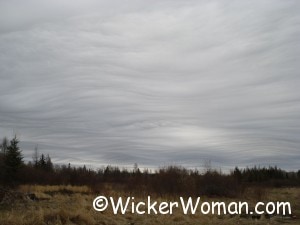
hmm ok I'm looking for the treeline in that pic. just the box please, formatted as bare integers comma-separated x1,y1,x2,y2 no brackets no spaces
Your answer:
232,166,300,186
1,136,300,197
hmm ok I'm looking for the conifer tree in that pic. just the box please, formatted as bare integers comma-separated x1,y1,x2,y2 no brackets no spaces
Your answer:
4,136,24,183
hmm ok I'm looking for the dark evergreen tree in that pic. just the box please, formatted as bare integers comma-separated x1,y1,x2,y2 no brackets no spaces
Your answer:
32,144,39,168
0,137,9,154
4,136,24,183
233,166,242,182
45,154,53,171
0,137,9,182
38,154,46,169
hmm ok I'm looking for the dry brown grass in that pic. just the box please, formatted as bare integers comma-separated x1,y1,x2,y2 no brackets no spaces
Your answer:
18,185,91,194
0,185,299,225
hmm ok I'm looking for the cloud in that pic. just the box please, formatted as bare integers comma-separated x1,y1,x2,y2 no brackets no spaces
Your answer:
0,0,299,171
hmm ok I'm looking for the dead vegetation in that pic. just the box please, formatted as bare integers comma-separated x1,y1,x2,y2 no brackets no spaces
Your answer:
0,185,299,225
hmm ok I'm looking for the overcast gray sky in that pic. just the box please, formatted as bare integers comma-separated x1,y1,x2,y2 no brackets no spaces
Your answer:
0,0,299,171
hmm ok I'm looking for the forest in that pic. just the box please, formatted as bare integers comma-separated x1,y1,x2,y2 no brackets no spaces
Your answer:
1,136,300,197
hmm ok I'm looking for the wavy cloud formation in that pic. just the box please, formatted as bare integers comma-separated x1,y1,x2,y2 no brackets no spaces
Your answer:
0,0,299,170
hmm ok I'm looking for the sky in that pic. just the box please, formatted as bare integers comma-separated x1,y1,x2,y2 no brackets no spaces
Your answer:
0,0,299,171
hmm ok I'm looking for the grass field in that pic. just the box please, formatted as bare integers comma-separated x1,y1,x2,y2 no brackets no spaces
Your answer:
0,185,299,225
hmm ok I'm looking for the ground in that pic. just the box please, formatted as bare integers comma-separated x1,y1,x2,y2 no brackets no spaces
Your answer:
0,185,299,225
